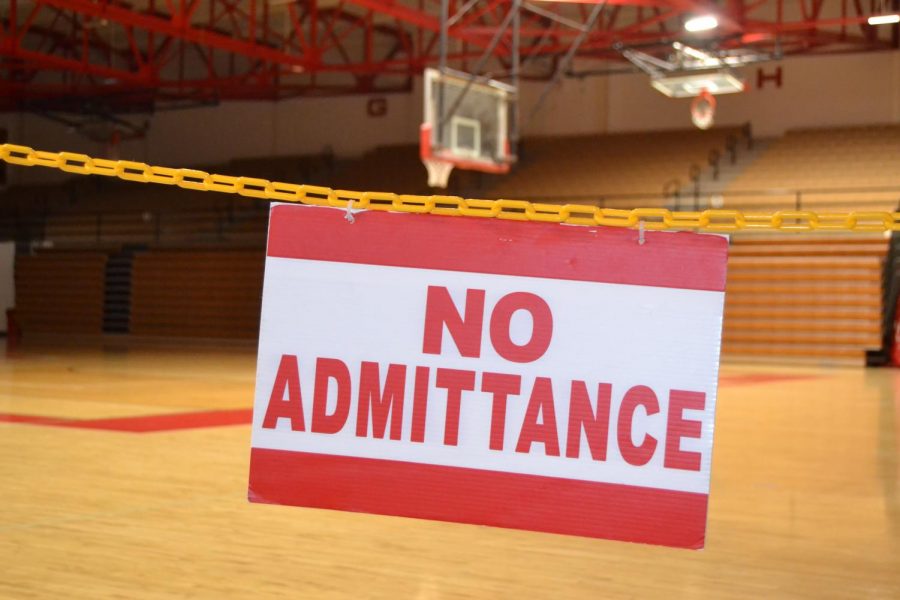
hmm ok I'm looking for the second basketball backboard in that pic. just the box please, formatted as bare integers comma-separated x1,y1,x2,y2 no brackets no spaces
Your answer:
421,67,517,188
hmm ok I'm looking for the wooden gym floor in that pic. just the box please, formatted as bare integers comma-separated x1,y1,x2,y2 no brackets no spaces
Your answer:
0,342,898,599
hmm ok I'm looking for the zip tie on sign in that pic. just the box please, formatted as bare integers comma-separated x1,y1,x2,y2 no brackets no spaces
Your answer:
638,221,646,245
345,200,359,224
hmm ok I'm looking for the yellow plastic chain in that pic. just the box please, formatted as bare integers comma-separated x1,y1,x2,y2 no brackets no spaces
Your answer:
2,143,899,232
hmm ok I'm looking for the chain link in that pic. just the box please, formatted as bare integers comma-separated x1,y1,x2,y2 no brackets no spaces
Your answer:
3,143,899,232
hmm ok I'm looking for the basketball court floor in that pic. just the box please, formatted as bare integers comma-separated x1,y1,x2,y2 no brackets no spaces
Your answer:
1,341,897,598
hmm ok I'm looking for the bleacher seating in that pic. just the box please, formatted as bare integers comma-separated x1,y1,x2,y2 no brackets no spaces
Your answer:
130,250,263,339
14,251,107,335
724,125,900,211
226,154,336,186
19,202,268,249
478,127,739,204
43,212,156,246
330,144,429,195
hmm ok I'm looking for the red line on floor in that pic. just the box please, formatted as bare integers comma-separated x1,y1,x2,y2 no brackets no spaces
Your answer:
0,413,72,426
1,374,820,433
0,408,253,433
719,374,821,386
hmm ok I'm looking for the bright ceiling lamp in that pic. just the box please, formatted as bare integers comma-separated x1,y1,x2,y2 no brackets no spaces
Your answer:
868,14,900,25
685,15,719,32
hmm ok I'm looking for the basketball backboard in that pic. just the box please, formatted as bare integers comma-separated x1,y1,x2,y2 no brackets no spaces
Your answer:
421,67,517,188
650,71,745,98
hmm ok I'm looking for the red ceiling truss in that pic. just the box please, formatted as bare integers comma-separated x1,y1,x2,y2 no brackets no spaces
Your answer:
0,0,897,113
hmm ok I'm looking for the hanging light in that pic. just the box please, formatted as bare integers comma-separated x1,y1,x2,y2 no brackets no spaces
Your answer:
868,14,900,25
684,15,719,32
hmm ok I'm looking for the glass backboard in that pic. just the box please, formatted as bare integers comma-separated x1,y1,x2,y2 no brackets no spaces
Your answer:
421,67,517,187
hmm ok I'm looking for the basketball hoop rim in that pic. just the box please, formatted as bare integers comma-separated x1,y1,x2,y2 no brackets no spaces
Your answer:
419,123,511,176
690,90,716,130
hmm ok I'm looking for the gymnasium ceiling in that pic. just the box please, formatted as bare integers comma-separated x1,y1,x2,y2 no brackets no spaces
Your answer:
1,0,898,114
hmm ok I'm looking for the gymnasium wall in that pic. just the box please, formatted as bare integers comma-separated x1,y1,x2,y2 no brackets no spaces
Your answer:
2,50,897,186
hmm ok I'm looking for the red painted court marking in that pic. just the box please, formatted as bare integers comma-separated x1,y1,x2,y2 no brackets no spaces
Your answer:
0,408,253,433
718,374,822,387
0,413,72,426
249,448,709,549
0,374,816,433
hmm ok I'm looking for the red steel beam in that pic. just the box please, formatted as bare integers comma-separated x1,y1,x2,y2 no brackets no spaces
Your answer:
1,0,895,108
342,0,499,50
28,0,310,69
2,46,151,83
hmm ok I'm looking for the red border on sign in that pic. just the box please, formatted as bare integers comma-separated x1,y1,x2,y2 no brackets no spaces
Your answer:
248,448,708,549
266,205,727,293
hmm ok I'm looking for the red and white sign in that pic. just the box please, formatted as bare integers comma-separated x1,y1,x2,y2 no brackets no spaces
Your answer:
248,204,728,549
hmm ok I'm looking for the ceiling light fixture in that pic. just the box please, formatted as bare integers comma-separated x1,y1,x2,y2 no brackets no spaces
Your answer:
684,15,719,32
868,14,900,25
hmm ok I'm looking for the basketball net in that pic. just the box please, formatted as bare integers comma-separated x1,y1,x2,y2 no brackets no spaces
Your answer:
424,158,454,188
690,90,716,130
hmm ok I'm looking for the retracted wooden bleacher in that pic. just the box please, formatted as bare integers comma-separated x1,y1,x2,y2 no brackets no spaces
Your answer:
724,235,887,362
14,251,107,335
130,250,263,339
